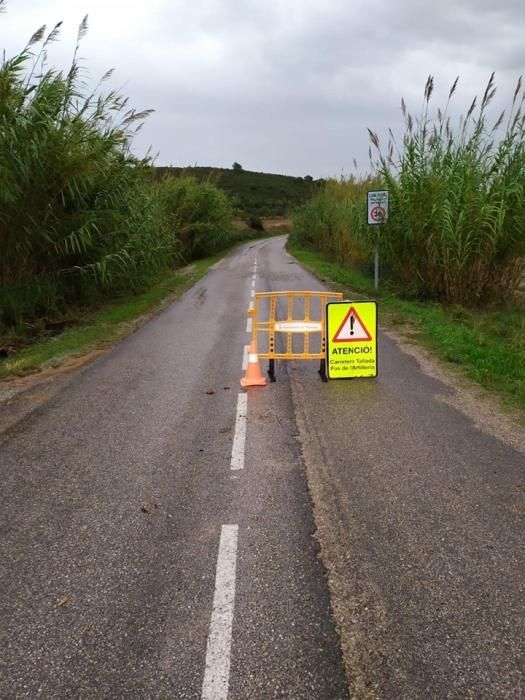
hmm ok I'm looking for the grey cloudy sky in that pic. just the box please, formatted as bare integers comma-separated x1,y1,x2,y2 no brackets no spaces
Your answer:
2,0,525,177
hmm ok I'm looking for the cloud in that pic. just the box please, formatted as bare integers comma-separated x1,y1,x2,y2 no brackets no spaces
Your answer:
1,0,524,176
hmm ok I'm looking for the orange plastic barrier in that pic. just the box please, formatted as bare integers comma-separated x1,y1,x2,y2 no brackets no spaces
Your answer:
246,291,343,381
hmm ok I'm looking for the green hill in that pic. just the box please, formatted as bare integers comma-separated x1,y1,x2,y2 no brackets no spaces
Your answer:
155,165,322,218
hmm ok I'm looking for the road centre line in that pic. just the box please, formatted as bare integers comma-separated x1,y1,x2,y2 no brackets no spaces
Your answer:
246,317,253,334
242,344,249,370
251,280,256,289
230,393,247,471
201,524,239,700
250,289,255,298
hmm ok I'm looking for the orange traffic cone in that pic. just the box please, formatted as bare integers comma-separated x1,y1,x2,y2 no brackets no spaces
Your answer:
240,340,267,388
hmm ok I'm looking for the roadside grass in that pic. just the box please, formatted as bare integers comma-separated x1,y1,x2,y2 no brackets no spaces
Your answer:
289,245,525,414
0,255,221,378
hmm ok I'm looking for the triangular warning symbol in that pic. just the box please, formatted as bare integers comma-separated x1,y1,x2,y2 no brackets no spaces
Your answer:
333,306,372,342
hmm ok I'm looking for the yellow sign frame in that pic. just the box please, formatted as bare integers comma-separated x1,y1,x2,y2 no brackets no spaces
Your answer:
326,301,378,379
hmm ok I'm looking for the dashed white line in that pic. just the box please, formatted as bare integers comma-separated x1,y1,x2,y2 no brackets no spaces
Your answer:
201,257,258,697
201,524,239,700
242,344,250,370
230,393,247,471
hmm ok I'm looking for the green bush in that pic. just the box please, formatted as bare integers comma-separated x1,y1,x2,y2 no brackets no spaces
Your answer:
247,215,264,232
157,176,235,259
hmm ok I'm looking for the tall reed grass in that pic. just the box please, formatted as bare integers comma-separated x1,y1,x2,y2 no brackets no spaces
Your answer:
368,74,525,304
291,178,375,271
0,8,235,336
292,75,525,306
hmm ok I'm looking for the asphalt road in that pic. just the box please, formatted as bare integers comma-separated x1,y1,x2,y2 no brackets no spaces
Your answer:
1,236,523,699
0,239,347,699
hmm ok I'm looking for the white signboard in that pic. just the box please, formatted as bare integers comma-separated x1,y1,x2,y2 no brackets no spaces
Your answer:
274,321,322,333
367,190,389,225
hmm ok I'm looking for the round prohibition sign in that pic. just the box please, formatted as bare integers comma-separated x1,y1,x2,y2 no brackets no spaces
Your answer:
370,205,386,222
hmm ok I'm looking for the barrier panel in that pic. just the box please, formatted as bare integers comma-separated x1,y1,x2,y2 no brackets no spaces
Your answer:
247,290,343,381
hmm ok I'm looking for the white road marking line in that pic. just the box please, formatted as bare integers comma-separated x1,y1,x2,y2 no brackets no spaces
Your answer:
230,393,247,471
246,317,253,333
242,344,250,370
251,280,256,289
250,289,255,298
249,301,254,311
201,524,239,700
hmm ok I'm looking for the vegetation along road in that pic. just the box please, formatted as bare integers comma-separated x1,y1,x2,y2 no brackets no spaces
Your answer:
0,236,523,698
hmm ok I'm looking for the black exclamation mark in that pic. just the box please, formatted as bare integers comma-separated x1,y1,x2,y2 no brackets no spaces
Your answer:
350,315,355,335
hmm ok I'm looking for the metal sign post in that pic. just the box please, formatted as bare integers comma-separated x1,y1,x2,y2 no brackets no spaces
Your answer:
374,239,379,290
367,190,389,289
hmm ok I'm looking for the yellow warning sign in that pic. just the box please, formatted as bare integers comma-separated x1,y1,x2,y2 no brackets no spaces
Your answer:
326,301,377,379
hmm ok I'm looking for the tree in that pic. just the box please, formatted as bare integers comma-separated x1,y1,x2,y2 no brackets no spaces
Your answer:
232,162,243,172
